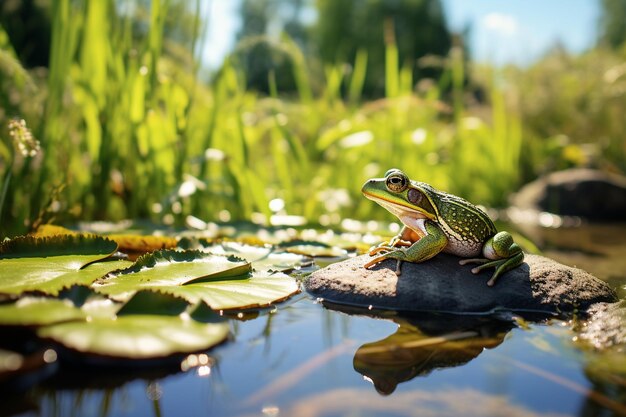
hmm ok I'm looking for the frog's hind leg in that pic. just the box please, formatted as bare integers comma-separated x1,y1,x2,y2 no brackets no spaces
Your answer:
460,253,523,286
459,232,524,286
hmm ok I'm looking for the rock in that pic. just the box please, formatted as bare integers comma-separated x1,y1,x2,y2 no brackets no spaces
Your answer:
305,253,617,315
510,168,626,221
579,300,626,350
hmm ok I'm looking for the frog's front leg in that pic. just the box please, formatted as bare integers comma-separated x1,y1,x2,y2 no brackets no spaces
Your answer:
364,220,447,275
368,226,414,256
459,231,524,286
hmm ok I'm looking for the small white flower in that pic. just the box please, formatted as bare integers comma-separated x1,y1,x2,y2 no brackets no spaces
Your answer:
8,118,40,157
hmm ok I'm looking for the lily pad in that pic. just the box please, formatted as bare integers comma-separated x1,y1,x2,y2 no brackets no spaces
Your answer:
0,297,86,327
116,290,189,316
37,315,229,359
0,235,120,296
34,224,178,254
149,271,300,310
94,250,251,301
193,241,310,272
95,248,300,310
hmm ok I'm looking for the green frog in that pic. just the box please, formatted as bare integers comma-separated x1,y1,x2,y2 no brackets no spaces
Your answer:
361,169,524,286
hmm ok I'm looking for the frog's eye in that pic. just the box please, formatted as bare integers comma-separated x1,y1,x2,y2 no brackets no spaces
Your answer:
384,168,402,178
407,188,423,205
386,173,408,193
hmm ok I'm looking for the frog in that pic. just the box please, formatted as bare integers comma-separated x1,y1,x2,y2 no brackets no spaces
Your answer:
361,168,524,286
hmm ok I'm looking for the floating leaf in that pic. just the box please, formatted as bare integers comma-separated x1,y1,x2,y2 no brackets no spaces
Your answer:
0,235,120,296
117,290,189,316
38,316,229,359
34,224,177,255
194,241,310,272
106,234,177,254
94,249,299,310
0,297,86,327
33,224,79,237
152,271,300,310
94,250,251,301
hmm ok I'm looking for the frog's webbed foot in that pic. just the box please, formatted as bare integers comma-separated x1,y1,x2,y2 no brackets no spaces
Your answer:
368,241,411,256
363,249,409,275
460,231,524,286
461,254,523,286
368,237,411,256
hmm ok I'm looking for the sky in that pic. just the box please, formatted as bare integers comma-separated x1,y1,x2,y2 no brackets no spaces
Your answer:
201,0,601,69
443,0,600,65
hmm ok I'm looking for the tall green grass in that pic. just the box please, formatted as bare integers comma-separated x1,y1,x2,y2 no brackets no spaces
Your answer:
1,1,621,238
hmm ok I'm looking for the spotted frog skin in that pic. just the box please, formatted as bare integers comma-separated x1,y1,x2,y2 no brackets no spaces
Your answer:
361,169,524,286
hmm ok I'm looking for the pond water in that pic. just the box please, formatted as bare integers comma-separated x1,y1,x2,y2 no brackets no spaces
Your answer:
2,222,626,417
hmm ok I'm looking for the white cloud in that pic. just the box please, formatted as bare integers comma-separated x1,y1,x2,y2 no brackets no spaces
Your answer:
482,12,519,36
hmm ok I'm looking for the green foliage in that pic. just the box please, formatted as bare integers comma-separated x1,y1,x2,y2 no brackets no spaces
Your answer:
0,0,51,68
314,0,452,97
501,48,626,178
1,0,625,239
598,0,626,49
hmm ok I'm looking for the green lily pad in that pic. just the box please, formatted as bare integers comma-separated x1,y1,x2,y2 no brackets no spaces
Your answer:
149,271,300,310
37,315,229,359
0,297,86,327
0,235,121,296
95,248,300,310
116,290,189,316
94,250,251,301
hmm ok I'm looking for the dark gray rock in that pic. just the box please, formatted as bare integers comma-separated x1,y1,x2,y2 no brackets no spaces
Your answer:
305,253,617,315
511,168,626,221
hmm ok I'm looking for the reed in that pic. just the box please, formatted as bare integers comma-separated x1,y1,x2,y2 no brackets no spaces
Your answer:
3,1,621,237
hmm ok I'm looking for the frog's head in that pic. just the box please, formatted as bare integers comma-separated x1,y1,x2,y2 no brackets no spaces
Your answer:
361,169,438,221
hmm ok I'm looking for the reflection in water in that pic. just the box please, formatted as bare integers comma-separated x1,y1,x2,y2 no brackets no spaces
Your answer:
247,387,571,417
579,350,626,417
351,313,512,395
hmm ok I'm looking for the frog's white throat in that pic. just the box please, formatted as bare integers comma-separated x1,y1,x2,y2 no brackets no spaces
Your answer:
374,199,429,234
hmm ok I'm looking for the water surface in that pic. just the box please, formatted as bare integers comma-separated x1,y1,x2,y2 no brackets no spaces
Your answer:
3,223,626,417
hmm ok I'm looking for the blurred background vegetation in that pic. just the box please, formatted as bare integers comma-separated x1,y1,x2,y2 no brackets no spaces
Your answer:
0,0,625,237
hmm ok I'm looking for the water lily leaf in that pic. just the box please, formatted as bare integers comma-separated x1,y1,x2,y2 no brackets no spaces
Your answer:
37,316,229,359
0,235,119,296
194,241,310,272
152,271,300,310
0,297,86,327
116,290,189,316
94,250,251,301
34,224,178,254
